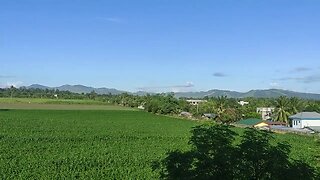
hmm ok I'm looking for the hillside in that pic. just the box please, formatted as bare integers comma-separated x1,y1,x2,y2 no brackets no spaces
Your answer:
27,84,126,95
175,89,320,100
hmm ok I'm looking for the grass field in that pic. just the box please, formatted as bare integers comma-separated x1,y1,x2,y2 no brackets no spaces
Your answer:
0,98,107,104
0,98,134,110
0,110,199,179
0,109,319,179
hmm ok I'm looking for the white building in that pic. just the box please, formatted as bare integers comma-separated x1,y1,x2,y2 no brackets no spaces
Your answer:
238,101,249,106
290,112,320,129
186,100,207,106
257,107,275,120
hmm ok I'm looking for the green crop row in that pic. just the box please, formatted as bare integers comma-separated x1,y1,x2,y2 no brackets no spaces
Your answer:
0,110,198,179
0,110,319,179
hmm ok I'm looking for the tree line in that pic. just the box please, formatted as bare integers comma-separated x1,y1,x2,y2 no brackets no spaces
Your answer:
1,86,320,123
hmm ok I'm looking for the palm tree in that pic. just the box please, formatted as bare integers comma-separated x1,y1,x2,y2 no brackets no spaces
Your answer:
288,97,303,114
274,96,290,124
215,96,228,121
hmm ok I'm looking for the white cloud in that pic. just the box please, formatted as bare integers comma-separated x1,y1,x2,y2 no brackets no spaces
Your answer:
0,75,15,78
0,81,23,88
137,82,195,92
213,72,227,77
290,67,312,73
277,74,320,84
269,82,280,88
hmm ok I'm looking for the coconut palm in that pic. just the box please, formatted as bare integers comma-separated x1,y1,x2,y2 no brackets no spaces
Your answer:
288,97,303,114
274,96,290,124
215,96,228,122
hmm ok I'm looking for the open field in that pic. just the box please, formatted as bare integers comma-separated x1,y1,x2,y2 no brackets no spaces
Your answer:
0,109,319,178
0,98,134,110
0,103,135,111
0,98,109,105
0,110,199,179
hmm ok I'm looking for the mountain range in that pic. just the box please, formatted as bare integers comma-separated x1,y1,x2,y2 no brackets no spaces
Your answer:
174,89,320,100
25,84,320,100
27,84,126,95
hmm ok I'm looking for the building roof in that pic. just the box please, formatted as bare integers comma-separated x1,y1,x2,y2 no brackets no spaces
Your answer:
265,121,287,126
186,100,206,102
308,126,320,132
289,112,320,120
202,113,216,118
237,118,263,126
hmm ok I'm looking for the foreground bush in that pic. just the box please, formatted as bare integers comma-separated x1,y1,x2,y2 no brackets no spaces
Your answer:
154,124,320,180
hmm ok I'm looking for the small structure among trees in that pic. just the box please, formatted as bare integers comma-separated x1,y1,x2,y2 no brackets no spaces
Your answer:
257,107,275,120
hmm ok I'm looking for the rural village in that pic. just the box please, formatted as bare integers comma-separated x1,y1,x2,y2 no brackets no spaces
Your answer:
1,0,320,179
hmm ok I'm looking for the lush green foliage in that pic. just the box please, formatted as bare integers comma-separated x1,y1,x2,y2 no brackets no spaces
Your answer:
155,124,320,179
274,96,291,123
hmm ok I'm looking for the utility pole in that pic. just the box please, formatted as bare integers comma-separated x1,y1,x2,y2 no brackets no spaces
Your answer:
10,86,14,99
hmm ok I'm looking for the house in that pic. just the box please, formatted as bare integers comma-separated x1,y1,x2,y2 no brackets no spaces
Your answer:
289,112,320,129
238,101,249,106
186,99,207,106
265,121,287,126
237,118,286,129
257,107,275,120
254,121,269,128
202,113,216,119
237,118,263,127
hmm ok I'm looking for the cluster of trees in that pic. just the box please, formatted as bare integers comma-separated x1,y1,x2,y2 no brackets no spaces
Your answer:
154,124,319,179
0,86,89,99
2,87,320,123
189,95,320,124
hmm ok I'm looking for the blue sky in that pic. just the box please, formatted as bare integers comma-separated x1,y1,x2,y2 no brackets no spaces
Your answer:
1,0,320,93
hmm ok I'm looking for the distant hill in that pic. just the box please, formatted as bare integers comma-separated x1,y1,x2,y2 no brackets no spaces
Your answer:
28,84,51,90
175,89,243,99
26,84,126,95
25,84,320,100
174,89,320,100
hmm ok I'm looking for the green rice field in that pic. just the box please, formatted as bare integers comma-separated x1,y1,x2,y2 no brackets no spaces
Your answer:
0,98,133,111
0,108,319,179
0,110,198,179
0,98,107,105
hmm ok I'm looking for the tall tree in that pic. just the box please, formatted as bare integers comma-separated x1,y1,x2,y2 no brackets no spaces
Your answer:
274,96,290,124
215,96,227,121
288,97,303,114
